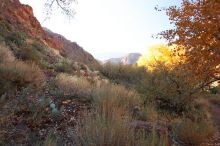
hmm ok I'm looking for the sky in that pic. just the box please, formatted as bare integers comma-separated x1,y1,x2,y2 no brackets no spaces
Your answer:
20,0,180,60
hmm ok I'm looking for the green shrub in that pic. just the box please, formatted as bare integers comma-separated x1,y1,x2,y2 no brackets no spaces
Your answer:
138,64,198,115
5,32,26,48
172,120,216,146
210,86,220,94
0,20,12,38
31,41,47,53
100,63,146,87
18,46,43,61
54,58,76,73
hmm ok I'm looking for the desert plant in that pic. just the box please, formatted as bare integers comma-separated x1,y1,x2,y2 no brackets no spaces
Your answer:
91,84,141,116
137,105,158,122
100,63,146,87
54,58,76,73
0,43,15,63
75,83,143,146
76,111,134,146
55,73,92,98
0,20,12,38
138,64,200,115
18,46,42,61
76,111,168,146
0,60,45,95
75,82,169,146
0,61,45,86
210,86,220,94
5,31,26,48
172,120,216,146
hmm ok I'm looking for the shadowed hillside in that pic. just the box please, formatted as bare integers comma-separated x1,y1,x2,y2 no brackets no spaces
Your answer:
0,0,99,68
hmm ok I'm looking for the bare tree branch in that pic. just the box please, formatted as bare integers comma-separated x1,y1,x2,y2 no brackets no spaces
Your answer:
44,0,76,19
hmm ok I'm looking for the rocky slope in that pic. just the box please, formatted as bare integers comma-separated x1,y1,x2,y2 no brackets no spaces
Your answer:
0,0,99,67
104,53,141,65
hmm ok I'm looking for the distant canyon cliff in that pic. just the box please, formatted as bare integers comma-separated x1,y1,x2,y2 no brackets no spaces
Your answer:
104,53,141,65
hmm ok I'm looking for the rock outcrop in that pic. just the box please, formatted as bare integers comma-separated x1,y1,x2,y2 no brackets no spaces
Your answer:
104,53,141,65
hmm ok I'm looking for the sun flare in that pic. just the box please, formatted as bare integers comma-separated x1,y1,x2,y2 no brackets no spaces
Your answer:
137,44,184,70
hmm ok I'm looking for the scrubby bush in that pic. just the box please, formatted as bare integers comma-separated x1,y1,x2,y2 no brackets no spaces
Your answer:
76,113,168,146
18,46,43,61
15,41,51,66
0,43,15,63
0,61,45,94
137,105,158,122
0,45,45,95
1,27,51,68
172,120,216,146
28,41,52,66
55,73,92,98
0,20,12,38
5,31,26,48
91,84,141,115
76,112,135,146
210,86,220,94
100,63,146,87
54,58,76,73
76,83,168,146
138,64,199,115
100,63,202,116
31,41,48,53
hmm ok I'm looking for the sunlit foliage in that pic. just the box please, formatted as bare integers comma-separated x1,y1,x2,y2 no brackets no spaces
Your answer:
137,44,184,71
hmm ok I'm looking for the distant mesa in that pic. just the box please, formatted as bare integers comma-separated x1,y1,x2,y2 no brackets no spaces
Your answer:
104,53,141,65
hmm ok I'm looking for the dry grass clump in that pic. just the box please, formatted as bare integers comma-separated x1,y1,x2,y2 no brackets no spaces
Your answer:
76,112,135,146
76,111,168,146
55,73,92,98
76,83,168,146
0,45,45,94
0,61,45,86
100,63,146,87
172,120,217,146
76,84,138,146
137,105,158,122
91,84,141,115
0,43,15,63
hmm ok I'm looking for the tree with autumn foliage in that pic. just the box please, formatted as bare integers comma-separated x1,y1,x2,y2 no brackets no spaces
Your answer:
159,0,220,88
137,44,185,71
